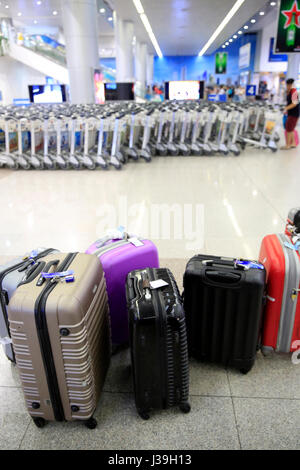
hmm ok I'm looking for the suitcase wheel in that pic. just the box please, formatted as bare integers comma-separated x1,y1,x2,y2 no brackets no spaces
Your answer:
179,402,191,414
85,417,98,429
138,411,150,421
240,368,251,375
33,417,47,428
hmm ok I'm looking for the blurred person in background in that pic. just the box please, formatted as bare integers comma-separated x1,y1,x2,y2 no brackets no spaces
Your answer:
282,78,300,150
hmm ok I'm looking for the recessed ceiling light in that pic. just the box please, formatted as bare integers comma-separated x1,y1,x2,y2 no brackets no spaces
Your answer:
238,30,243,34
100,8,105,13
222,45,226,48
36,1,42,5
259,11,265,15
17,12,22,16
229,39,233,42
233,34,237,38
251,19,256,23
225,41,229,45
5,4,9,8
34,20,38,24
244,25,249,29
52,10,58,15
108,16,113,21
270,2,276,5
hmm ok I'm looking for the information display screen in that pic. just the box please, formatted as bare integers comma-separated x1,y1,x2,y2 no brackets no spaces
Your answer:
28,85,67,103
165,81,204,100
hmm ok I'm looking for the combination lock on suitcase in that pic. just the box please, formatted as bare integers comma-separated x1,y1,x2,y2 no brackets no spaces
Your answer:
8,252,111,429
126,268,190,420
183,255,266,374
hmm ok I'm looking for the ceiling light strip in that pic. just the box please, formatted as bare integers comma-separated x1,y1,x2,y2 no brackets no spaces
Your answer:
198,0,246,56
132,0,163,57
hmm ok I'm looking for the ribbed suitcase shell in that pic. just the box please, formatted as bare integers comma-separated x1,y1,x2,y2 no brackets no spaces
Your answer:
8,252,111,427
184,255,266,374
259,234,300,354
86,238,159,345
126,268,190,419
0,248,57,362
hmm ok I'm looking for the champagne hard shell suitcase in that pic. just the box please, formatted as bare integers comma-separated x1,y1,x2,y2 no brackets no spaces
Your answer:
86,232,159,345
8,252,111,429
126,268,190,420
259,234,300,355
183,255,266,374
0,248,57,362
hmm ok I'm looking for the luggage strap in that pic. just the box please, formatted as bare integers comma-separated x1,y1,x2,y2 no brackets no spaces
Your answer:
95,226,130,248
284,241,300,253
0,336,12,345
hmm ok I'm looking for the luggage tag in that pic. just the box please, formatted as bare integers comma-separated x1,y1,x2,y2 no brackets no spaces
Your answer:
234,260,265,271
150,280,169,290
41,270,75,283
128,237,144,248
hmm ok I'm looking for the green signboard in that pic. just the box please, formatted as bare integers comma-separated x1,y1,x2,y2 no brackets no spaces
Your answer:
215,52,228,74
275,0,300,53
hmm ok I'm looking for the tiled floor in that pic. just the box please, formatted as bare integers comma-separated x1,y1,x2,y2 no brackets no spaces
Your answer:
0,148,300,450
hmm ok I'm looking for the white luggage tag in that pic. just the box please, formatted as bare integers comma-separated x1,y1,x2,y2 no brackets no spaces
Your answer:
150,279,169,290
0,336,13,345
128,237,144,248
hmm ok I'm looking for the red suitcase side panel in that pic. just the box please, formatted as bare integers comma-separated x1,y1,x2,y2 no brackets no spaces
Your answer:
259,235,285,351
291,251,300,351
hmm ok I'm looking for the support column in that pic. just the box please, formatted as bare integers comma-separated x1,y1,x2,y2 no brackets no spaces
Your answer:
114,13,135,82
146,53,154,86
61,0,99,103
135,41,147,98
287,54,300,80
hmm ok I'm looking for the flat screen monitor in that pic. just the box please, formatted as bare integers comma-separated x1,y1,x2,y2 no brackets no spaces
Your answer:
28,85,67,103
104,82,134,101
165,81,204,100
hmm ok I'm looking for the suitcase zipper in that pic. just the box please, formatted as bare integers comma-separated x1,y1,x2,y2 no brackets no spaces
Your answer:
148,269,168,408
34,252,78,422
0,249,56,352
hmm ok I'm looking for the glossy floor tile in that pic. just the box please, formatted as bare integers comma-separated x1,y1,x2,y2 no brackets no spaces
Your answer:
0,149,300,450
0,150,294,259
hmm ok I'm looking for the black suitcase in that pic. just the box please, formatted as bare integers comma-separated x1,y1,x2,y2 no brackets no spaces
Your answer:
183,255,266,374
126,268,190,420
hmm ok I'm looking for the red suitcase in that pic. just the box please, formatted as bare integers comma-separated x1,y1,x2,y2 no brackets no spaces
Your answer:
259,234,300,355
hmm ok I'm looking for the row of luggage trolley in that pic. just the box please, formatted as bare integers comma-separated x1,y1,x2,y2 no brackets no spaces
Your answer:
1,210,300,429
0,100,282,171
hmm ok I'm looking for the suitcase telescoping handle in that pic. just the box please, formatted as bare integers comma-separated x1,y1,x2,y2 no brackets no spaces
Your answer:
202,259,244,287
36,259,60,286
202,258,263,271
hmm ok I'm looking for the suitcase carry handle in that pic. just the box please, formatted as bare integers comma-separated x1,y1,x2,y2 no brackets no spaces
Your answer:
36,259,60,286
18,261,47,287
205,270,242,285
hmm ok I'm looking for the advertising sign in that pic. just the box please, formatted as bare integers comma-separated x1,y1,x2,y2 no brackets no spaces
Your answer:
269,37,288,61
275,0,300,53
239,43,251,69
215,52,228,74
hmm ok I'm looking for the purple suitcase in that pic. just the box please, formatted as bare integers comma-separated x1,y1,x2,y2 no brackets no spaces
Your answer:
86,233,159,345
